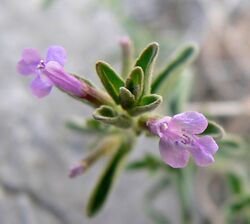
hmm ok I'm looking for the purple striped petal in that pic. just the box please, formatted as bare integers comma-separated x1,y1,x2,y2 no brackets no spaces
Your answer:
190,148,214,167
30,75,53,98
159,138,190,168
45,46,67,66
189,136,218,166
169,111,208,134
197,136,218,155
45,61,85,97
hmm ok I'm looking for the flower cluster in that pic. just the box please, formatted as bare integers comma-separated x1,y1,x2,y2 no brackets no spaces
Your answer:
17,44,219,169
17,46,218,168
17,42,222,217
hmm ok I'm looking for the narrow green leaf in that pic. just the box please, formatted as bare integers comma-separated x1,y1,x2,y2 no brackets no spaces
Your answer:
86,137,134,217
200,120,224,140
135,42,159,94
227,173,243,195
125,66,144,100
119,87,135,109
228,195,250,212
96,61,124,104
151,43,198,93
93,105,132,128
129,94,162,116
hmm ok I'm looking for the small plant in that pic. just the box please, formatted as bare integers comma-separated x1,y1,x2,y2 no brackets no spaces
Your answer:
17,38,226,220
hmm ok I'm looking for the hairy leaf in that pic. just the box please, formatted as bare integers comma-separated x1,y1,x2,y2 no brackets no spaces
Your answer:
96,61,124,104
135,42,159,94
119,87,135,109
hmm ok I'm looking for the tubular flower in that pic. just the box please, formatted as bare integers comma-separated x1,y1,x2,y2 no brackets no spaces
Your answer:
17,46,85,98
147,111,218,168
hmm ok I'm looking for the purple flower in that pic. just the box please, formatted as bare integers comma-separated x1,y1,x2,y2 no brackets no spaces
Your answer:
68,162,87,178
147,111,218,168
17,46,85,98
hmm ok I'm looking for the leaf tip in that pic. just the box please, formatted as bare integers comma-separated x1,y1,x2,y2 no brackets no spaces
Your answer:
182,42,199,59
95,60,105,69
150,41,160,48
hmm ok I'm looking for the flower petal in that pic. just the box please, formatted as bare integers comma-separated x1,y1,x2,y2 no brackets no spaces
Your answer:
169,111,208,134
45,61,85,97
197,136,219,155
22,48,41,64
189,136,218,167
17,59,36,76
159,138,190,168
30,75,53,98
45,45,67,66
17,48,41,75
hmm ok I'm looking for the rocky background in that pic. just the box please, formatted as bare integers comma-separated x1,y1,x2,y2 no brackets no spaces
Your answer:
1,0,250,223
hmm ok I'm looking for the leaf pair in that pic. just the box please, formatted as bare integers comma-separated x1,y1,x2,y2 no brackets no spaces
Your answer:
134,42,159,95
95,62,142,108
119,41,160,102
123,65,162,115
96,42,159,101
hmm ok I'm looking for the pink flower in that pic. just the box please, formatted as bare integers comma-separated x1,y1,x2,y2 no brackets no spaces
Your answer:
147,111,218,168
17,46,85,98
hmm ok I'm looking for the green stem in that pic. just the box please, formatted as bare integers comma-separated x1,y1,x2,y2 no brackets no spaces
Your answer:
81,135,122,170
176,168,193,224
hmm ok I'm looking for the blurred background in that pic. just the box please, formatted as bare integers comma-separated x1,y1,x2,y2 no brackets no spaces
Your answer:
1,0,250,223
